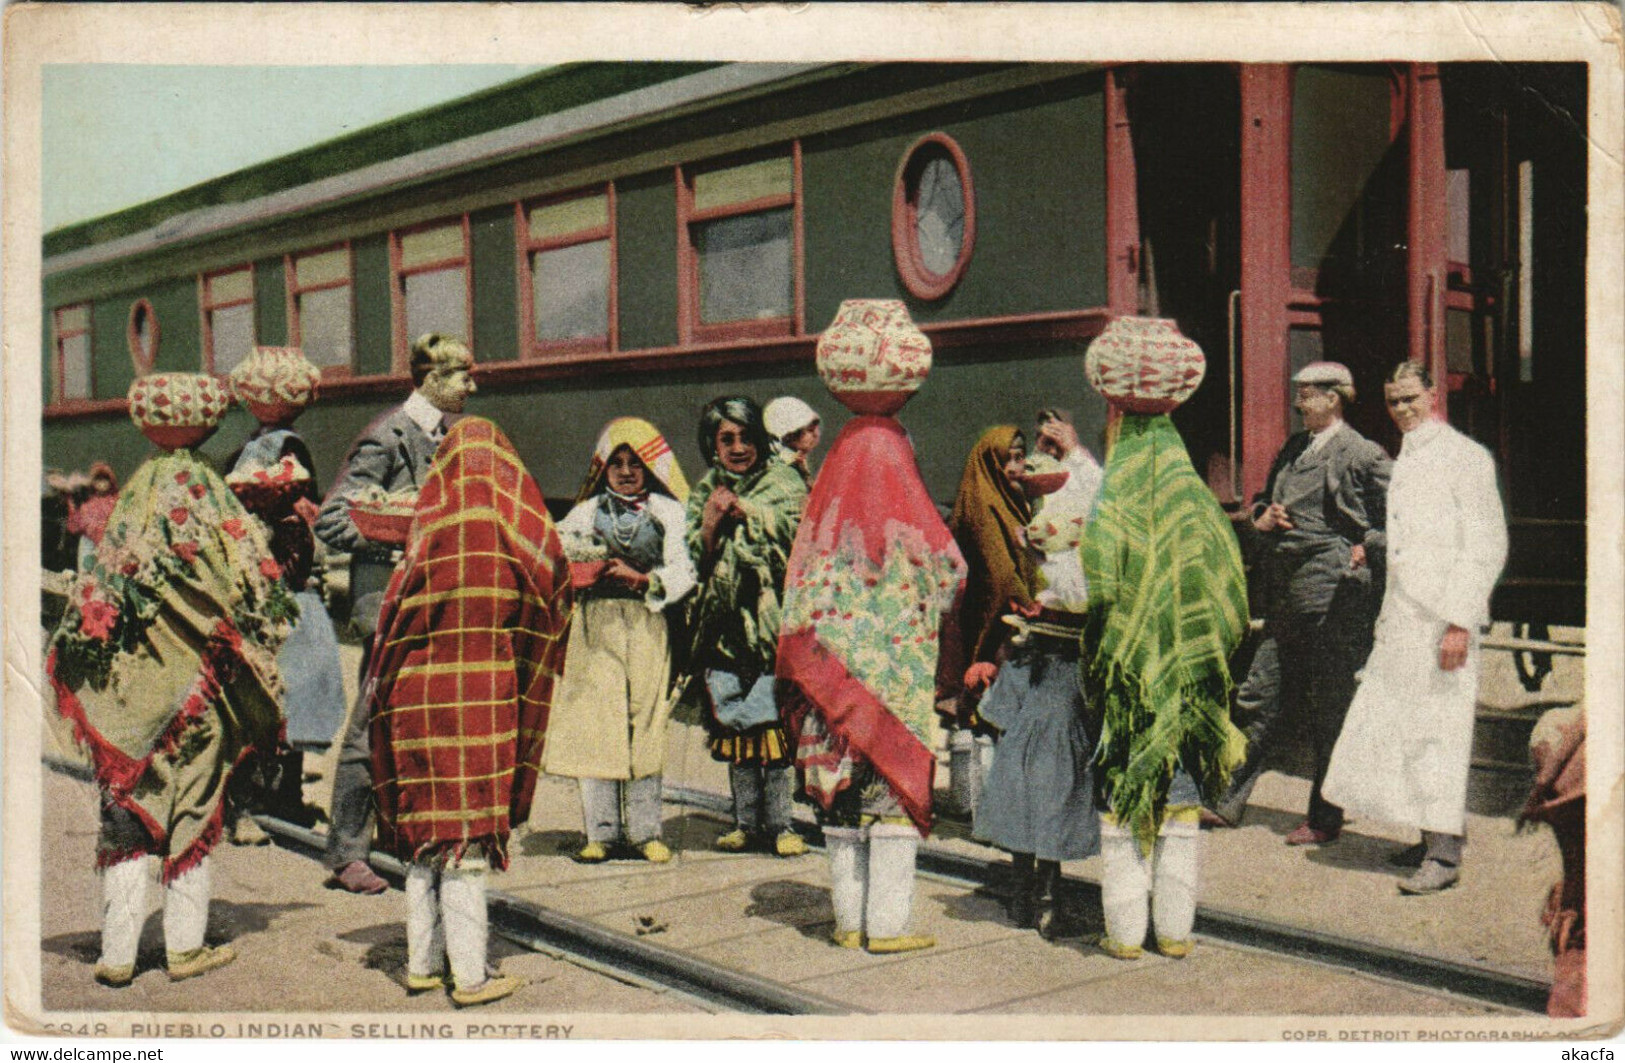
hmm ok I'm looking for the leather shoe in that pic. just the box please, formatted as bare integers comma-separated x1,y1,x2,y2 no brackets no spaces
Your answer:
573,841,609,863
1398,860,1460,895
167,944,237,982
405,971,447,993
230,815,271,846
1284,823,1339,846
326,860,388,894
450,974,523,1008
1387,841,1428,868
1097,935,1143,960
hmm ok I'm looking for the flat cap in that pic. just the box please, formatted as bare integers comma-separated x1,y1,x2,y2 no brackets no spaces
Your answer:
1293,361,1354,388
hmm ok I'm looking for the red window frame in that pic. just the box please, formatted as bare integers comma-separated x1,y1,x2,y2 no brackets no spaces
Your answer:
676,143,804,344
52,303,93,404
514,185,617,359
198,264,257,374
389,215,474,376
892,132,977,301
285,241,357,379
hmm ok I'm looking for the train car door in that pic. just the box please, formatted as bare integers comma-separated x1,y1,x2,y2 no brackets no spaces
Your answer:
1413,64,1587,626
1115,64,1409,507
1113,65,1244,504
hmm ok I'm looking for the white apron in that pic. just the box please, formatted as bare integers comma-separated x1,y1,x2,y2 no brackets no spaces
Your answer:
1322,420,1505,836
1321,588,1481,834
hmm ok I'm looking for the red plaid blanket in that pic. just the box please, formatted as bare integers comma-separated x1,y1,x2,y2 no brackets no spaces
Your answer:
368,417,571,869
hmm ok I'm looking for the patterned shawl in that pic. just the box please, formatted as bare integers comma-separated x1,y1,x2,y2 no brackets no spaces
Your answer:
576,416,690,504
779,417,967,834
684,458,807,675
367,418,571,870
66,462,120,546
947,426,1036,682
47,449,295,880
1080,414,1248,852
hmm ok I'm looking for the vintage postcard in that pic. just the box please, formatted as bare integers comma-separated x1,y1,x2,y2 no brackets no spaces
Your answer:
3,1,1621,1050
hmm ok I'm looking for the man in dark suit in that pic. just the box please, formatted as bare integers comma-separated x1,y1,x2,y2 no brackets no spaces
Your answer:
1207,361,1391,845
314,333,477,892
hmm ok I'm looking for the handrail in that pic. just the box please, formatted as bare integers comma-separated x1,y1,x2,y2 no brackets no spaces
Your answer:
1227,288,1242,504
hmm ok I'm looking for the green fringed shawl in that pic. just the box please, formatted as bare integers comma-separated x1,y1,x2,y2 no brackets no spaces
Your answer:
1079,414,1249,852
684,459,808,675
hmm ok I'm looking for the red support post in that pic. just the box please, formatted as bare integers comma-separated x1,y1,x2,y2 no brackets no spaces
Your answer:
1104,67,1140,319
1238,64,1294,502
1406,62,1450,418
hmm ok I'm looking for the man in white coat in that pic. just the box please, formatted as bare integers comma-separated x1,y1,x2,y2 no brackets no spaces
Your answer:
1322,360,1507,895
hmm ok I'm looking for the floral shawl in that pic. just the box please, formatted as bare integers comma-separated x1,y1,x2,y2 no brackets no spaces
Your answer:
684,458,807,675
1080,414,1248,852
779,417,966,834
947,426,1036,682
367,418,571,870
47,450,295,880
66,462,119,546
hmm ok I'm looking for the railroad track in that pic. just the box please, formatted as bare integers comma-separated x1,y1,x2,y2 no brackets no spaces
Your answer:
255,814,854,1016
43,757,1546,1015
660,784,1552,1015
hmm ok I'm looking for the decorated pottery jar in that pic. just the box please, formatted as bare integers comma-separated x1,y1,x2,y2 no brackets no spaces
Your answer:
229,346,321,425
815,299,933,416
1018,451,1071,499
1083,316,1206,414
127,373,234,450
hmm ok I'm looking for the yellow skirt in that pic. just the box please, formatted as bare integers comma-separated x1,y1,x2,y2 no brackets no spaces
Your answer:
543,598,673,781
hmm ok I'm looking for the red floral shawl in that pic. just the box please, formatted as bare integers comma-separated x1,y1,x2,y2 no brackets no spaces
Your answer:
46,450,292,881
367,418,571,869
778,416,966,834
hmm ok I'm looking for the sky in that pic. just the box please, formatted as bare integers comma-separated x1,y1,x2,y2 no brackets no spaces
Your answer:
42,65,546,232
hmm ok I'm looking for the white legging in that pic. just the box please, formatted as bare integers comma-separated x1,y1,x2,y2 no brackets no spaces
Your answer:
1099,817,1200,949
406,860,489,991
99,856,211,968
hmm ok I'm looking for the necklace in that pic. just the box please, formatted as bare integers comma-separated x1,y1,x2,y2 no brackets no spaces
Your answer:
605,494,647,551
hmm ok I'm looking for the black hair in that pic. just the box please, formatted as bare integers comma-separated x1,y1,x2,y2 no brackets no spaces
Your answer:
697,396,771,470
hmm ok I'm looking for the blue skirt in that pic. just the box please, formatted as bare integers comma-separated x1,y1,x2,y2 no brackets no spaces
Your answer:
279,589,348,749
973,643,1100,861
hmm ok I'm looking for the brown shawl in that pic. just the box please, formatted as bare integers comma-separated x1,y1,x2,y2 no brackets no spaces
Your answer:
945,426,1035,691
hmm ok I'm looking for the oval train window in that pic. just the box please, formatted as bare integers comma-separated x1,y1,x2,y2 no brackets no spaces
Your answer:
891,133,976,301
127,298,159,375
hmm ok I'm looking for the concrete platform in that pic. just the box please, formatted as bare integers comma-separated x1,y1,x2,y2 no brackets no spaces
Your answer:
33,637,1556,1021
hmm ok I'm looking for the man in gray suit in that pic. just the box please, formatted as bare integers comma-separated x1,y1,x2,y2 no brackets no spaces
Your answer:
1207,362,1391,845
314,333,477,893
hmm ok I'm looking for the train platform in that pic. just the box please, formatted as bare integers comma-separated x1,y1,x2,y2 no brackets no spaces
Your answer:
34,708,1556,1024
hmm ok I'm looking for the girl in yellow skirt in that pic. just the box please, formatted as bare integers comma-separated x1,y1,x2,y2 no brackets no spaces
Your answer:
545,418,696,863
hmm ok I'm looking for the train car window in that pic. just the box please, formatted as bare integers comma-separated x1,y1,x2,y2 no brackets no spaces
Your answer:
1446,169,1472,265
678,146,801,342
288,245,355,374
518,187,614,356
200,266,256,376
53,304,92,403
892,133,975,301
390,217,472,372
